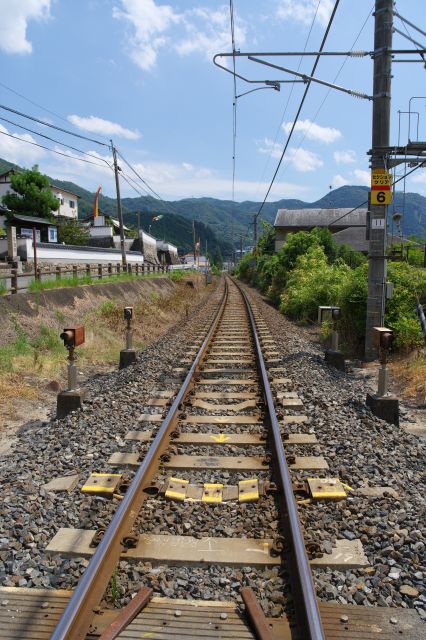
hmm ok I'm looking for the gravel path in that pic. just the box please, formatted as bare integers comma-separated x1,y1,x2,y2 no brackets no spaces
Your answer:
241,282,426,621
0,276,424,625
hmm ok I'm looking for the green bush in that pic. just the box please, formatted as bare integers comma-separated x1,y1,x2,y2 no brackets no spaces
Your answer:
279,245,351,321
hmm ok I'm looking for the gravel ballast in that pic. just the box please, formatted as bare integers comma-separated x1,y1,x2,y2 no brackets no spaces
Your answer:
0,276,424,624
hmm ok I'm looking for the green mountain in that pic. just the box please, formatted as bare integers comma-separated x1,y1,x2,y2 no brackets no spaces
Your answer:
0,157,425,252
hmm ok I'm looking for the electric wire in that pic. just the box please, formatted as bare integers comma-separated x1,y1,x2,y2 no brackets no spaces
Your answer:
0,115,113,168
0,81,72,125
255,0,341,222
252,0,322,202
0,103,109,147
327,161,426,227
278,5,374,185
0,129,112,168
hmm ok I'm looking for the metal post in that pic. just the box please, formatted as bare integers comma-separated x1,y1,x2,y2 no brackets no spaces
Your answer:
32,226,38,279
126,318,133,350
67,347,78,391
111,140,127,267
365,0,393,359
11,268,18,294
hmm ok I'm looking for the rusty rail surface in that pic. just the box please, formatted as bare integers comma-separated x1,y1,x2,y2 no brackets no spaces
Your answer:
52,275,324,639
51,278,229,640
236,279,325,640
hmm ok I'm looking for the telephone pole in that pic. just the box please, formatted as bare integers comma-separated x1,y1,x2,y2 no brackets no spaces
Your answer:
364,0,393,359
111,140,127,267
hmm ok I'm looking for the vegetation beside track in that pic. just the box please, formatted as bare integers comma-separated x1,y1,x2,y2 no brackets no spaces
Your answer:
0,274,214,422
236,224,425,398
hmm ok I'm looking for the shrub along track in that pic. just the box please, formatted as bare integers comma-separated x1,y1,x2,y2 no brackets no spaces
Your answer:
0,276,423,639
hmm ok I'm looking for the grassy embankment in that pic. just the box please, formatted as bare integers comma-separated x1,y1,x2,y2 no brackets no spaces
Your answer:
237,224,425,403
0,272,207,421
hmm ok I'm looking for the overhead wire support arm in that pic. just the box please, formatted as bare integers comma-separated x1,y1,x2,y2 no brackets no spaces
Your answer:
392,9,426,38
212,55,303,86
247,56,373,100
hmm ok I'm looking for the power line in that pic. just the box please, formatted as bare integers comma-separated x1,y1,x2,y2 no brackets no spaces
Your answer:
0,103,109,147
0,129,111,168
256,0,341,221
279,5,374,184
0,115,113,168
252,0,322,202
116,149,186,219
327,162,426,227
0,80,71,125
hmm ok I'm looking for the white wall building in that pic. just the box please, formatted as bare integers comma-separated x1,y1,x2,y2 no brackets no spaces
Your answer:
0,170,79,220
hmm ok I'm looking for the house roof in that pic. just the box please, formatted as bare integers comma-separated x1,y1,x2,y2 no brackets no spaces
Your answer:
50,185,81,198
274,208,367,228
11,214,57,227
332,227,368,252
0,169,80,198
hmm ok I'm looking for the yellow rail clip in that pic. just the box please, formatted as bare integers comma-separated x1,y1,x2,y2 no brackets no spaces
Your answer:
165,477,189,501
82,473,123,497
239,479,259,503
202,483,223,503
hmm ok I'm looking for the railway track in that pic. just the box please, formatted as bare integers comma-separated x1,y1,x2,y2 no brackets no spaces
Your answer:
1,275,423,639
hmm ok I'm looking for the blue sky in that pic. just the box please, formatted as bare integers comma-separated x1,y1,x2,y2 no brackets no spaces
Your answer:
0,0,425,202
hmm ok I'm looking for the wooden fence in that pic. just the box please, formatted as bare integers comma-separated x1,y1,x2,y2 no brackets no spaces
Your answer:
0,262,169,294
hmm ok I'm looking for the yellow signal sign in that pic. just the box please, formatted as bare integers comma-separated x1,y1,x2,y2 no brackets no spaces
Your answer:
371,169,392,205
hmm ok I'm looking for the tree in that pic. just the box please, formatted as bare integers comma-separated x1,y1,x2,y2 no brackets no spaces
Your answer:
57,218,89,246
213,247,223,270
2,166,59,220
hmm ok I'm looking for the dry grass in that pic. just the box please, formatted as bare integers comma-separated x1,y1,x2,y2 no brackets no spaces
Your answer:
389,349,426,400
0,374,39,420
0,276,212,427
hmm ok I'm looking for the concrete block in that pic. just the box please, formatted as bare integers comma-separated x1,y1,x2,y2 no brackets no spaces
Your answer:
325,349,346,372
119,349,136,369
366,393,399,426
56,390,84,419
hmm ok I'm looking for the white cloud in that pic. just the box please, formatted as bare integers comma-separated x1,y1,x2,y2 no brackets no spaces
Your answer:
411,170,426,184
331,174,350,188
0,0,51,54
276,0,334,27
0,124,46,166
113,1,246,70
353,169,370,186
257,138,323,172
334,150,356,164
67,115,140,140
283,119,342,144
112,0,180,71
175,6,246,61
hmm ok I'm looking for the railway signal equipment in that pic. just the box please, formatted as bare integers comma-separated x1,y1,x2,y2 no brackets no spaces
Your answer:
119,306,137,369
59,326,85,391
57,326,86,419
366,326,399,425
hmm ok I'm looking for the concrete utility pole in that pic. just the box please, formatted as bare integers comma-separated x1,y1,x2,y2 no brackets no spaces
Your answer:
365,0,393,359
253,213,257,248
111,140,127,267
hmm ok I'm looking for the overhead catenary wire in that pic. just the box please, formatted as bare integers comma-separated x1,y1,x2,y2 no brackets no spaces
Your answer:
252,0,322,202
279,4,374,185
255,0,341,222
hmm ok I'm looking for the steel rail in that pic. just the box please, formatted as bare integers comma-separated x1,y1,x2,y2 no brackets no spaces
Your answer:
51,279,229,640
235,279,325,640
